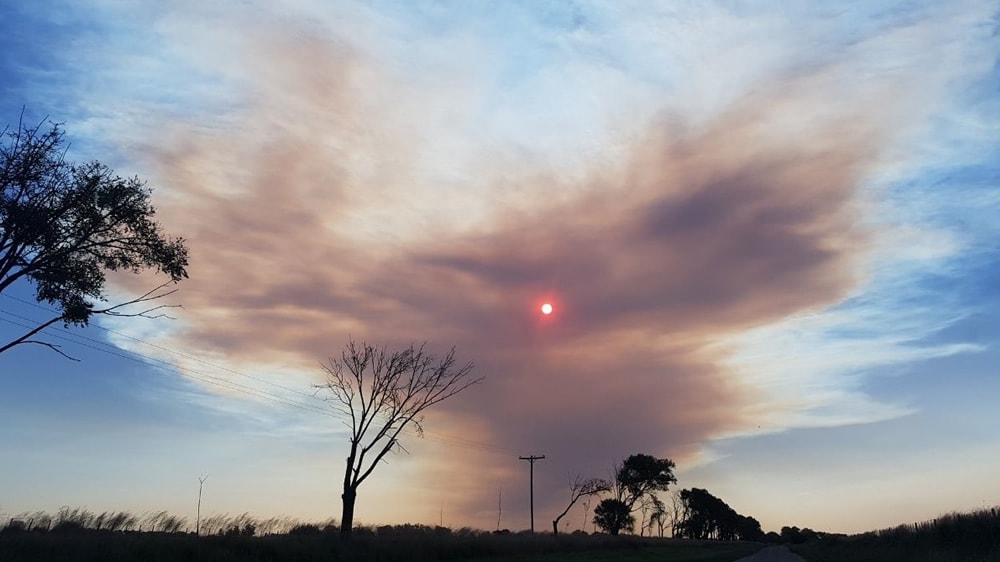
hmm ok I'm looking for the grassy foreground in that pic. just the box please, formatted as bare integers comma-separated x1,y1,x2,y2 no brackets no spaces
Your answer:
0,527,762,562
791,507,1000,562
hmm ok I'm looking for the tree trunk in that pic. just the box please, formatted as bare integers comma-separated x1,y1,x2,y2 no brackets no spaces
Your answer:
341,487,357,537
552,519,559,536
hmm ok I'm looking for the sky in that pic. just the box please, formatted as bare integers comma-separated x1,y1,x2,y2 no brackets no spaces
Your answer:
0,0,998,535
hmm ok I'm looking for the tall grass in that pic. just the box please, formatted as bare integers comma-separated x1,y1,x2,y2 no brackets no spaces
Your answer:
1,507,320,535
0,510,761,562
792,506,1000,562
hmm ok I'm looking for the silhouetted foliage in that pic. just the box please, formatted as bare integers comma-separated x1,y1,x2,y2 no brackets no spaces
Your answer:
0,114,188,359
735,514,766,542
593,498,634,536
287,523,323,536
0,508,333,538
141,511,188,533
780,525,819,544
222,523,255,537
677,488,762,541
317,340,482,538
615,454,677,510
1,520,28,534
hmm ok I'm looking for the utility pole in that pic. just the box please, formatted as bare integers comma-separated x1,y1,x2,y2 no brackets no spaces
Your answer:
519,455,545,533
197,474,208,536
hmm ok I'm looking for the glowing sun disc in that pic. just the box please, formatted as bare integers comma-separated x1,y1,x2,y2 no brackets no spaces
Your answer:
541,303,553,315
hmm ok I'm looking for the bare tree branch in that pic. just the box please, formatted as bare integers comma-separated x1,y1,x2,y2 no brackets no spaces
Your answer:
316,339,482,538
0,314,62,355
0,281,181,357
17,339,79,361
552,475,611,536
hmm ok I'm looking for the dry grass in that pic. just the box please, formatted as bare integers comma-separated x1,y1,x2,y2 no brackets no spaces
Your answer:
791,507,1000,562
0,510,763,562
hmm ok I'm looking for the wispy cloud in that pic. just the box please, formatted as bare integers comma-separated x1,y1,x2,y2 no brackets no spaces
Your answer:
10,0,995,528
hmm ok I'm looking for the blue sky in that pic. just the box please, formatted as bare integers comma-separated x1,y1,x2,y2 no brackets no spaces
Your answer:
1,0,998,534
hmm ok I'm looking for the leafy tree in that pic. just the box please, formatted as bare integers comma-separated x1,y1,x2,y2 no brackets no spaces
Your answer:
615,453,677,510
736,514,766,542
678,488,712,539
780,525,815,544
679,488,733,539
593,498,633,536
677,487,763,541
0,116,187,358
317,340,482,538
781,526,801,543
552,476,610,536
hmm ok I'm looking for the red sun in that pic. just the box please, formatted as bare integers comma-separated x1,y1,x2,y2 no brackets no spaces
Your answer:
540,303,553,315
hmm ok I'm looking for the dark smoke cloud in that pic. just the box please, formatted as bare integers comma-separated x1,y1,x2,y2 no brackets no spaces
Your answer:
123,15,900,528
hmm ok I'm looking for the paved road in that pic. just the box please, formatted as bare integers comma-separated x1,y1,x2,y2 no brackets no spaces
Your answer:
733,545,807,562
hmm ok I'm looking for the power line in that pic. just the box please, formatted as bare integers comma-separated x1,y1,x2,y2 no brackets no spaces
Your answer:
0,295,518,457
0,313,334,417
2,309,515,456
0,293,319,401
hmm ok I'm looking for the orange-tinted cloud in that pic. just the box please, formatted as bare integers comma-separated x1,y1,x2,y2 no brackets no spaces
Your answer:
117,14,906,528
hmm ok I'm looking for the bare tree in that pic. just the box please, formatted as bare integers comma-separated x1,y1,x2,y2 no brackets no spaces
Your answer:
638,496,651,537
496,486,502,532
0,114,188,360
642,494,667,537
196,474,208,536
668,490,686,537
317,340,482,538
552,476,610,536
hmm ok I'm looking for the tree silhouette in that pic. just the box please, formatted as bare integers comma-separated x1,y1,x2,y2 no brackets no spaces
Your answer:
736,514,766,542
667,490,686,537
615,453,677,510
317,340,482,538
593,498,633,535
780,525,816,544
552,476,610,536
676,487,763,541
0,115,188,359
641,494,668,537
678,488,726,539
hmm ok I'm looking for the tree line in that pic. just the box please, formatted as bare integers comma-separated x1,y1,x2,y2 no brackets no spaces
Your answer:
674,488,765,541
550,454,768,541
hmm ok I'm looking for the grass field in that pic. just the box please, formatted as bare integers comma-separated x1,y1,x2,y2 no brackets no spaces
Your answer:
791,507,1000,562
0,526,763,562
7,505,1000,561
